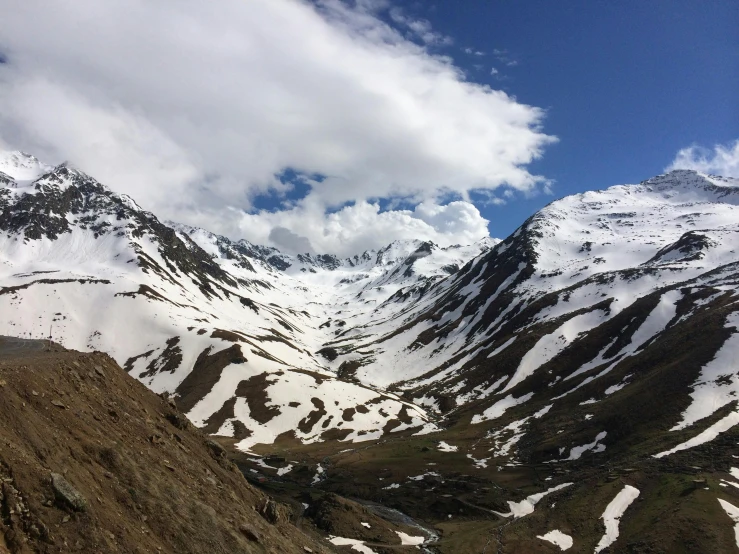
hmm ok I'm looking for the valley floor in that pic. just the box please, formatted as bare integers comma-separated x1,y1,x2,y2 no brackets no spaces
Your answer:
230,411,739,553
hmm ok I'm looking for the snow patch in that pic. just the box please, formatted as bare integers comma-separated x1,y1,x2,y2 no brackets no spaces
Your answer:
494,483,573,518
311,464,324,485
395,531,425,546
276,464,294,476
594,485,640,553
537,530,573,551
566,431,607,460
502,310,609,393
467,454,490,468
329,536,377,554
654,411,739,458
472,392,534,424
718,499,739,548
671,313,739,431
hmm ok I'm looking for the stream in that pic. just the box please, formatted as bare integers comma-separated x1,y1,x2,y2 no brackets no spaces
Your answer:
352,497,441,553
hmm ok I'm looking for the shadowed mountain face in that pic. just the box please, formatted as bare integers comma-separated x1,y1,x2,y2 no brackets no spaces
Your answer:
2,152,739,551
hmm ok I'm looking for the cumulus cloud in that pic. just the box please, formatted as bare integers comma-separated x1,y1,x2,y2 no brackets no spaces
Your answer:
238,199,490,256
0,0,555,252
0,78,198,207
667,140,739,178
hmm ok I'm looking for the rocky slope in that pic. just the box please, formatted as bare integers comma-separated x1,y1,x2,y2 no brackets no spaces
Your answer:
0,336,330,553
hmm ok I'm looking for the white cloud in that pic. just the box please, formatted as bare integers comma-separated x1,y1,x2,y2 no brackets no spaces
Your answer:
388,7,452,45
492,48,519,67
667,140,739,178
237,199,490,255
0,78,198,207
0,0,554,252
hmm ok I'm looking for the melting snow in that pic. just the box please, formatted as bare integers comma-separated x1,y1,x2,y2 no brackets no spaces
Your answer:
437,441,458,452
276,464,294,476
654,412,739,458
537,530,573,551
249,457,276,471
718,499,739,548
395,531,425,546
412,422,440,436
329,536,376,554
408,472,440,481
560,290,683,398
467,454,489,468
494,483,573,518
627,291,682,351
566,431,607,460
488,404,552,457
472,392,534,424
604,375,632,396
594,485,640,553
502,310,609,393
487,336,517,358
311,463,324,485
3,156,739,458
671,313,739,431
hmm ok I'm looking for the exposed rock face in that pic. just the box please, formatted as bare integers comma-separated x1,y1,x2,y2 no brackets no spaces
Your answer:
50,473,87,512
259,499,290,525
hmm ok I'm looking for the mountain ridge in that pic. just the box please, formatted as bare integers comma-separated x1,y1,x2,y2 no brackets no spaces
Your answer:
3,150,739,551
1,151,738,458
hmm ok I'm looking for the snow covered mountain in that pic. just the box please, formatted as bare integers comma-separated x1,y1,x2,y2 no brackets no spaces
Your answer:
1,150,738,474
0,151,495,451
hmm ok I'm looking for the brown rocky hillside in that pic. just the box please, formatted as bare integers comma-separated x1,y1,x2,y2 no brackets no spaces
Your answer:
0,336,330,554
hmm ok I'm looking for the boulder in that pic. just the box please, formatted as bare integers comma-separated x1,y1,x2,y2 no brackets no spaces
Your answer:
258,499,290,524
51,473,87,512
239,523,260,542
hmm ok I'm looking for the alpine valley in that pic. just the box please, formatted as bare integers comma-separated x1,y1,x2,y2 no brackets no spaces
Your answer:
2,149,739,553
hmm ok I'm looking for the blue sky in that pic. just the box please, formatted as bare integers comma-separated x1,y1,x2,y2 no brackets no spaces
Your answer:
412,0,739,236
1,0,737,253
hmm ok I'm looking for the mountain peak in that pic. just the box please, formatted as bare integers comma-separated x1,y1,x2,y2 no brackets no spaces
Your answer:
0,150,52,182
641,169,739,196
